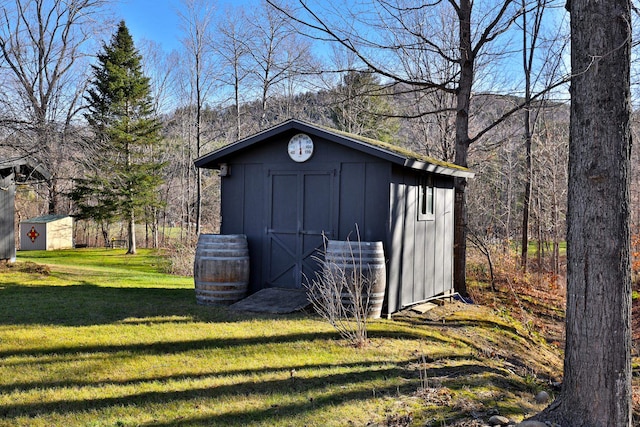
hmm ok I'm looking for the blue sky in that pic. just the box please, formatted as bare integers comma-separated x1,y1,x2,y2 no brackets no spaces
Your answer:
115,0,251,52
112,0,568,99
115,0,184,51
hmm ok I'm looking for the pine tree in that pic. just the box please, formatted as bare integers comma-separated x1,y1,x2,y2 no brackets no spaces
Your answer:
75,21,163,254
329,70,398,142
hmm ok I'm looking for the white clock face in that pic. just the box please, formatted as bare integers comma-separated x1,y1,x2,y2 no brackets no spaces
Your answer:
288,133,314,162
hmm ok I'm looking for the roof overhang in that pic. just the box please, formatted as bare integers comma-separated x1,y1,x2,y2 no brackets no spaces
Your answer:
195,119,474,179
0,157,51,182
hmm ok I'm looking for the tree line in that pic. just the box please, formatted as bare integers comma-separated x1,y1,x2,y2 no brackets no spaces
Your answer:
0,1,570,249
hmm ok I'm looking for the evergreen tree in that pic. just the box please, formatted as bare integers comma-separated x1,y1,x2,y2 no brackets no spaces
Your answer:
74,21,163,254
330,70,399,142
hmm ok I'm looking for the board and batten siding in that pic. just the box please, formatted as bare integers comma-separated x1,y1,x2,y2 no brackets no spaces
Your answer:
220,162,265,294
337,161,389,242
218,134,392,294
387,168,455,312
0,173,16,261
196,119,471,315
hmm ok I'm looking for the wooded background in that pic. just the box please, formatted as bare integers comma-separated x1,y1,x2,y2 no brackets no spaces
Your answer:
1,0,638,276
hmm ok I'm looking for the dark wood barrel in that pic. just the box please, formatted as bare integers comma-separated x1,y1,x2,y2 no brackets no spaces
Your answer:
194,234,250,305
324,240,386,319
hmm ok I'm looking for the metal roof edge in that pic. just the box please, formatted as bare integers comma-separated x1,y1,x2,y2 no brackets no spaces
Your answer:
21,214,71,223
403,159,475,178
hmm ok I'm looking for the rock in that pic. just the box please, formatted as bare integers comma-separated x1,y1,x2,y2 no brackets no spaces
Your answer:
535,390,550,404
516,421,548,427
488,415,511,426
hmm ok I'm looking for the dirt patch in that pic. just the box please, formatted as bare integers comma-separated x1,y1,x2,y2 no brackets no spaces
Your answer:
0,260,50,275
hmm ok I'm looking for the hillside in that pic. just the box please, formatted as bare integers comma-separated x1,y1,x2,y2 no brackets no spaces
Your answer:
467,261,640,425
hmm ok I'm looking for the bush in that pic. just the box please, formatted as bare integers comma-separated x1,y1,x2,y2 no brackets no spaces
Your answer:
160,239,197,276
306,237,376,348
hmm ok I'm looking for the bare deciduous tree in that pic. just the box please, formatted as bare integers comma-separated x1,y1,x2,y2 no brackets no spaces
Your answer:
518,0,568,272
247,0,317,127
0,0,112,213
214,6,252,139
178,0,218,236
266,0,533,295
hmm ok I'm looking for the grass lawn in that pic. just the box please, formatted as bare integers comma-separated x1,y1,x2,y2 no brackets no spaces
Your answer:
0,249,563,426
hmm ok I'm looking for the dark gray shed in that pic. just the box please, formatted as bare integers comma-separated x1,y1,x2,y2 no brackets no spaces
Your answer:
195,119,473,314
0,166,16,261
0,158,51,261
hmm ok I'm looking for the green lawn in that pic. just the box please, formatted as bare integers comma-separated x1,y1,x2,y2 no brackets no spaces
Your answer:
0,249,560,426
506,241,566,257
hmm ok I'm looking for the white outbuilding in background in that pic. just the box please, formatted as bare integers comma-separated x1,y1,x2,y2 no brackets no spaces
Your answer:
20,215,73,251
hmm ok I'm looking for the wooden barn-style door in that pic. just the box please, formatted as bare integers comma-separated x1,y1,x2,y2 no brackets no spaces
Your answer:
264,169,334,289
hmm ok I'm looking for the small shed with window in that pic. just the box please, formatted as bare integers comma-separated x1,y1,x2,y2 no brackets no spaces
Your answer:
195,119,473,314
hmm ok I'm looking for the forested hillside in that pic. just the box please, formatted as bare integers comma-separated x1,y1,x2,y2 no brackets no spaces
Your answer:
2,0,639,276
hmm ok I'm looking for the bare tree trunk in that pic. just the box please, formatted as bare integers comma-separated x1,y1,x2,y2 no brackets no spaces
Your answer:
521,108,532,271
235,81,241,139
186,126,193,238
533,0,632,424
153,207,159,249
520,0,532,272
453,0,474,297
196,81,202,236
127,209,137,255
520,0,548,273
550,149,559,275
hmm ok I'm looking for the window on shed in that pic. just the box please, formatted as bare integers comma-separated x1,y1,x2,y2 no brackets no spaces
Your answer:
418,175,434,221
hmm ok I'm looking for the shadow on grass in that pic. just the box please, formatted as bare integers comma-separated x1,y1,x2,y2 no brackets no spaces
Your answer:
0,364,401,421
0,358,513,426
0,329,344,359
0,282,548,426
394,315,524,338
0,283,238,326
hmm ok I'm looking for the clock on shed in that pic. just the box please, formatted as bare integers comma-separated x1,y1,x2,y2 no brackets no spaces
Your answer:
288,133,314,162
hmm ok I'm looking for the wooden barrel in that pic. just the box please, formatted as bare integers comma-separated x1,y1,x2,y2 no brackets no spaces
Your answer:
194,234,250,305
324,240,386,319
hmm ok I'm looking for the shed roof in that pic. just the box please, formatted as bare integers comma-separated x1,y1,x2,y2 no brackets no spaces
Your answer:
195,119,474,178
0,157,52,181
21,214,71,224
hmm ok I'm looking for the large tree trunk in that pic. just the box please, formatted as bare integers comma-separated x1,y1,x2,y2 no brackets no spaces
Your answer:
47,177,58,215
519,0,534,273
453,0,473,296
533,0,632,424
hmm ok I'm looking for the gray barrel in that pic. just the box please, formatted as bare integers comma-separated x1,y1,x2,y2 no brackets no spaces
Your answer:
194,234,250,305
324,240,386,319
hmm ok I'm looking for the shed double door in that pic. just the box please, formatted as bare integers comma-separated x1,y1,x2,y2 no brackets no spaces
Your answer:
264,169,334,289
